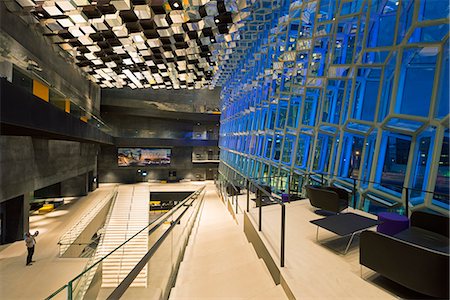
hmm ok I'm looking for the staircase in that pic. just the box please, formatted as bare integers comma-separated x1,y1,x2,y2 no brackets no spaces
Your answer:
100,184,149,288
169,186,288,299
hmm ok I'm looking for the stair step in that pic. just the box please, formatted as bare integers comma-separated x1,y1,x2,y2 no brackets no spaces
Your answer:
171,259,275,299
176,255,261,285
101,185,149,289
248,284,288,300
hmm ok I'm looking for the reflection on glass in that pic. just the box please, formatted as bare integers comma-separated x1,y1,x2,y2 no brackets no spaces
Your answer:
433,133,449,209
378,135,411,194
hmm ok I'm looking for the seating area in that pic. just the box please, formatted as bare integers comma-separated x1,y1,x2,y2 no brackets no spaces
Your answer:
38,203,54,213
305,185,349,215
304,189,449,298
360,211,449,299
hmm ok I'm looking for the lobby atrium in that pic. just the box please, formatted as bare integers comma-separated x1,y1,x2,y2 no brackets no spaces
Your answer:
0,0,449,299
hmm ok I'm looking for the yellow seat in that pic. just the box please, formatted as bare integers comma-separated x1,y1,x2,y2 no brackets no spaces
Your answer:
38,203,54,213
160,180,167,183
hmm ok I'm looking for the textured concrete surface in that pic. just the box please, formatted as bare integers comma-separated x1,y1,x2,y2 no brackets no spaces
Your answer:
0,136,98,202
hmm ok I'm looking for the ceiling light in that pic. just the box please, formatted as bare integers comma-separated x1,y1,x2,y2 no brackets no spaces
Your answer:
111,0,131,11
57,18,74,28
87,45,101,52
105,12,122,27
215,18,220,23
78,35,93,45
68,26,83,37
42,1,62,16
80,25,95,35
67,11,87,24
55,0,76,11
173,2,179,8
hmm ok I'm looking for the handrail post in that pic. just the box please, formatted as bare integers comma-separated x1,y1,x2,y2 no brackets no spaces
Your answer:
352,178,357,208
281,204,286,267
67,281,73,300
258,194,262,231
246,179,250,212
404,187,409,217
287,174,291,203
321,173,324,185
235,193,238,214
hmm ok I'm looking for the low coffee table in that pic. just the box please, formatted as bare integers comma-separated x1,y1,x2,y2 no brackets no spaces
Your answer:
310,212,381,254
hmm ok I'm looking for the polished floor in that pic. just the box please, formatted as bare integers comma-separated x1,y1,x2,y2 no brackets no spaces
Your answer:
0,181,417,300
0,185,115,299
232,188,432,299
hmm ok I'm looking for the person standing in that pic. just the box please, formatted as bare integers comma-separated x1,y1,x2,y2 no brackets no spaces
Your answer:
24,231,39,266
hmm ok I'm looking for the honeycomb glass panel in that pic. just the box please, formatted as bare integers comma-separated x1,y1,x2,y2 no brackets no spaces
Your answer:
323,79,345,124
433,130,449,209
410,128,435,205
338,134,364,179
272,134,282,161
351,68,381,122
395,47,438,117
378,54,396,122
376,133,411,194
302,88,320,126
295,134,311,168
287,96,301,128
312,134,333,173
420,0,449,21
436,40,449,119
360,130,377,187
276,100,288,128
282,134,296,165
264,135,273,159
218,0,449,215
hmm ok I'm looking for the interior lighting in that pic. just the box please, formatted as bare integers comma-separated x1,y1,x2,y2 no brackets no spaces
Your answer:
42,1,62,16
57,18,74,28
173,2,179,8
68,26,83,37
55,0,77,11
68,11,87,24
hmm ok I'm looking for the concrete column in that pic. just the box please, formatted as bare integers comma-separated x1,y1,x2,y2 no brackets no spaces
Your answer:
0,195,25,244
23,192,31,234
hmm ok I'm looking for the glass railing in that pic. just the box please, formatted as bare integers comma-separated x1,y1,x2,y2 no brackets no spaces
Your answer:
216,169,287,267
217,161,450,269
58,187,118,257
45,186,205,300
9,67,112,134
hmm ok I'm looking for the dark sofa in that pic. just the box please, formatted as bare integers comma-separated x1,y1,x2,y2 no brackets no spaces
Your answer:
305,185,349,214
360,211,449,299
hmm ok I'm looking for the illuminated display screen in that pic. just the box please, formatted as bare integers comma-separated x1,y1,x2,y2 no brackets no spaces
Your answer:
118,148,171,166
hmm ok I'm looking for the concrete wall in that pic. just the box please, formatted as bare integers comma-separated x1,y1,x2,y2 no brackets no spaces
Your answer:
0,136,98,203
101,87,220,113
0,2,101,114
98,145,212,182
102,114,195,139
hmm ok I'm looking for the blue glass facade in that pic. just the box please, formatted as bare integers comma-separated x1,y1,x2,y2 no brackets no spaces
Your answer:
218,0,449,214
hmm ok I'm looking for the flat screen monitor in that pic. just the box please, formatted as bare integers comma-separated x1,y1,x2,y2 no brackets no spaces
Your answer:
118,148,171,166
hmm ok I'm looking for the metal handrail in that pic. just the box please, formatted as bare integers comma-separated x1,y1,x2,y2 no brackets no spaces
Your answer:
106,189,206,299
45,186,205,300
302,171,449,216
305,171,448,196
218,167,286,267
71,187,120,300
220,173,240,214
58,187,118,256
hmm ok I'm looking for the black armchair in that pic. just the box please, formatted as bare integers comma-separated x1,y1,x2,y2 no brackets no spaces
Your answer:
305,185,349,215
